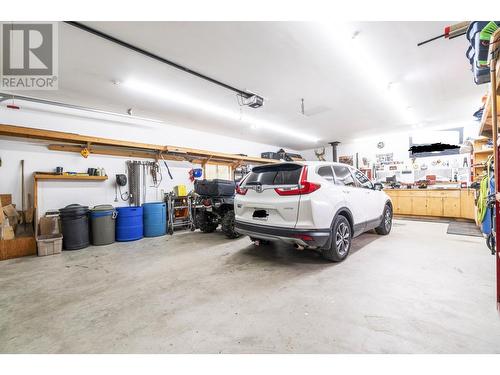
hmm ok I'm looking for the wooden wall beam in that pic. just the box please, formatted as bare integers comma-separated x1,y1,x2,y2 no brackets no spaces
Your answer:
0,123,164,150
1,123,277,165
48,144,204,164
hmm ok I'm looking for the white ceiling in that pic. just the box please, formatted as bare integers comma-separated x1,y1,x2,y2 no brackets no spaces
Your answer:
9,21,485,150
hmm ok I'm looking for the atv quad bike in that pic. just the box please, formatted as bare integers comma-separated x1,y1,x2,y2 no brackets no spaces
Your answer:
194,179,240,239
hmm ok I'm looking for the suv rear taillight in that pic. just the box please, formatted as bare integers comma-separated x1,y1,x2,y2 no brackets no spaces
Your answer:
274,166,320,196
236,184,248,195
236,174,249,195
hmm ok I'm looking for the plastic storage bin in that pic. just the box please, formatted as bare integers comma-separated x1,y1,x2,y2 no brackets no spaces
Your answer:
142,202,167,237
36,234,63,256
116,206,143,241
90,204,116,245
59,204,90,250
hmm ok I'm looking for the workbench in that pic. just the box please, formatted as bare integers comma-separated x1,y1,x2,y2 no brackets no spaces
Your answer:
384,188,475,220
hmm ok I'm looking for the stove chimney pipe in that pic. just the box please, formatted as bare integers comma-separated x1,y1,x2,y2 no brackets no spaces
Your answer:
329,142,341,162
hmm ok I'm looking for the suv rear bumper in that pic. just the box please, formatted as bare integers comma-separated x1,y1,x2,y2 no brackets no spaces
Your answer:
235,220,330,248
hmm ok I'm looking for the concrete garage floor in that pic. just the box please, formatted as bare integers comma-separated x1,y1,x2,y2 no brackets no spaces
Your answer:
1,219,500,354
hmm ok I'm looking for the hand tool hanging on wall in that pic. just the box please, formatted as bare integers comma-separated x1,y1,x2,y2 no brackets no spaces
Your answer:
160,154,173,180
149,162,162,187
17,160,34,236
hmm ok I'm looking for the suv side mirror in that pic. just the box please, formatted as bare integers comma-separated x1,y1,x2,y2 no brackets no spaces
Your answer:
373,182,383,191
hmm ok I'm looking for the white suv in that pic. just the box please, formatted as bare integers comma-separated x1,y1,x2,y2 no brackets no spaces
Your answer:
234,161,392,262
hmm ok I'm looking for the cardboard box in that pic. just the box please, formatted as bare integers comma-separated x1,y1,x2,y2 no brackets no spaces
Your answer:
2,204,17,218
1,225,15,240
0,194,12,207
39,216,60,236
2,205,18,232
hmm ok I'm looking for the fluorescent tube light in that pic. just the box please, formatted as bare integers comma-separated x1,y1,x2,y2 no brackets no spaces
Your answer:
122,79,319,143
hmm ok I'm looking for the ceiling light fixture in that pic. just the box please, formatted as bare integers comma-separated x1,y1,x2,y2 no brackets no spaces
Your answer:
122,79,319,143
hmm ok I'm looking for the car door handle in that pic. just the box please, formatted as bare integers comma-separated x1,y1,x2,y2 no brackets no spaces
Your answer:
342,190,350,194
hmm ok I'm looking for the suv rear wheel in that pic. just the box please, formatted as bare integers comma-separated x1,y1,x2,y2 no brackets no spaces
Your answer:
375,204,392,235
322,215,352,262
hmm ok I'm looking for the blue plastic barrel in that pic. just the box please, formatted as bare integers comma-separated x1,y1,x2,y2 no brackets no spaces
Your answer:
142,202,167,237
116,206,143,241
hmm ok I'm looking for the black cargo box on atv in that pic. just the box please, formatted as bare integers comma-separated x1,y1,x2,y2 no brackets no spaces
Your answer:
195,179,235,197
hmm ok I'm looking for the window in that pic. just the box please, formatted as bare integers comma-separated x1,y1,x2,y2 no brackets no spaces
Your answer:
352,169,373,189
332,165,355,187
244,164,302,186
317,166,334,182
205,164,232,180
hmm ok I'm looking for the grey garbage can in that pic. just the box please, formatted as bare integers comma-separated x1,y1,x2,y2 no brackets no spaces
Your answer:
90,204,116,246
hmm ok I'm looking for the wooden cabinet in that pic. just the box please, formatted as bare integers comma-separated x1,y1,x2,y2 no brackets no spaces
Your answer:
412,196,428,216
442,193,461,217
460,189,475,219
384,189,475,220
426,197,443,216
396,193,412,215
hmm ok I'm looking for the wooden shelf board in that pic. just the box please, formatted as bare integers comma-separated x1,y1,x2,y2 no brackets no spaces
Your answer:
479,30,500,138
474,149,494,155
0,123,278,165
34,174,108,181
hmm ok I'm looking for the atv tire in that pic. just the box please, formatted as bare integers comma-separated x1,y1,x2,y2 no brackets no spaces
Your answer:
221,210,241,239
196,211,218,233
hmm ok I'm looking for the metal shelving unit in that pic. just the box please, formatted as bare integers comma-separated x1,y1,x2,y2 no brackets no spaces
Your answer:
166,193,195,235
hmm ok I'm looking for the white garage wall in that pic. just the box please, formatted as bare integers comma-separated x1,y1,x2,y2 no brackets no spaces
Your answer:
302,123,480,165
0,106,286,217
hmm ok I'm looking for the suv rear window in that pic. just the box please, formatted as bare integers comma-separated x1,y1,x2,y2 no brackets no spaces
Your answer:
332,165,356,187
317,166,334,182
244,164,303,186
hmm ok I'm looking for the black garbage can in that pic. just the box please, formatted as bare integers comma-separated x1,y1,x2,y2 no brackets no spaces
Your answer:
59,204,90,250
